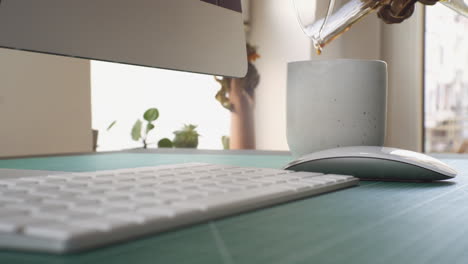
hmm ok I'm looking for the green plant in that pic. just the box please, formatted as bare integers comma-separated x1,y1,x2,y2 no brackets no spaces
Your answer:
172,124,200,148
107,120,117,131
157,138,173,148
131,108,159,149
222,135,230,150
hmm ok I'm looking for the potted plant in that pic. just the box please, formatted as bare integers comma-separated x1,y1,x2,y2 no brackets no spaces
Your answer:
158,124,200,149
214,43,260,149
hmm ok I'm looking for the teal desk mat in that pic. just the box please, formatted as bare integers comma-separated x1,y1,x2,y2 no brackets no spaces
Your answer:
0,152,292,172
0,153,468,264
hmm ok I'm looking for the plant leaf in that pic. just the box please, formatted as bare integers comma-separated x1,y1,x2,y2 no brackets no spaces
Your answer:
131,120,142,141
106,120,117,131
158,138,173,148
146,123,155,134
143,108,159,122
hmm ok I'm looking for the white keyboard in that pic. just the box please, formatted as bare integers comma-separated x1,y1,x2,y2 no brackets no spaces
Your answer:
0,163,358,253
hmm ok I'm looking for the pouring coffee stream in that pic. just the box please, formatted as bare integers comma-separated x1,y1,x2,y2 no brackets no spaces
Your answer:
294,0,468,54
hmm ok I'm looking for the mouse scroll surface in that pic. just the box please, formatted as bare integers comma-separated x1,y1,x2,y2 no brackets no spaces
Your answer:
284,146,457,181
287,157,452,181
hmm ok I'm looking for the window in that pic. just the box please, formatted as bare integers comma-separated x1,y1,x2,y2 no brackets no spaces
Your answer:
91,61,229,151
424,4,468,153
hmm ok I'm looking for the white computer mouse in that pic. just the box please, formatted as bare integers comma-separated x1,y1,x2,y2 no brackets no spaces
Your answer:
284,146,457,181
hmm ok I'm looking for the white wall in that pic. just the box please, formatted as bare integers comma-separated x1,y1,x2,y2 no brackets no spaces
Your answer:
249,0,313,151
0,48,92,158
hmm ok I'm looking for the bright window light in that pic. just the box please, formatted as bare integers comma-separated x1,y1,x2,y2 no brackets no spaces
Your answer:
424,4,468,153
91,61,229,151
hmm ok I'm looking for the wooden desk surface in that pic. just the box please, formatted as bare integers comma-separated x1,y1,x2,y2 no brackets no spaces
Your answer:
0,151,467,264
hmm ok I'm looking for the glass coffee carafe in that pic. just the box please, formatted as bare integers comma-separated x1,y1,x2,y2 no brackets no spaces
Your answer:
440,0,468,16
293,0,468,55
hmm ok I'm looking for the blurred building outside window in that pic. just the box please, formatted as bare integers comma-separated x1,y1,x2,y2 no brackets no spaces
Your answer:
424,4,468,153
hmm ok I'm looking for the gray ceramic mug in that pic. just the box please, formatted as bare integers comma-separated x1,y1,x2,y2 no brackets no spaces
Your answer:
287,59,387,157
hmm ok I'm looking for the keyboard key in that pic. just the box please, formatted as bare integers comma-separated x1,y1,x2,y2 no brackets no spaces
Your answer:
281,183,314,191
327,174,356,182
70,217,133,232
302,177,338,185
174,186,294,211
108,212,154,224
289,171,324,178
138,205,199,218
0,208,29,218
0,216,50,233
24,222,97,241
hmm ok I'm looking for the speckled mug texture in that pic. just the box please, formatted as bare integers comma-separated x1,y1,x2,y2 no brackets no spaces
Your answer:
287,59,387,157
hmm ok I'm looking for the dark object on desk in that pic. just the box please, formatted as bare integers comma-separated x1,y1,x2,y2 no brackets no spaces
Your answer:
284,146,457,181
